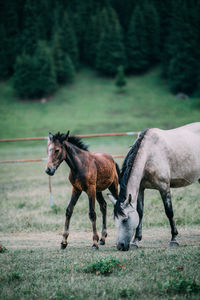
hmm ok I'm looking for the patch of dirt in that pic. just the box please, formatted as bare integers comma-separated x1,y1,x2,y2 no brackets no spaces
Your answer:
0,227,199,250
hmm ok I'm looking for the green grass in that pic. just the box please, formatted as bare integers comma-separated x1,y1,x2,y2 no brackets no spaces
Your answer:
0,246,200,299
0,68,200,299
0,68,200,140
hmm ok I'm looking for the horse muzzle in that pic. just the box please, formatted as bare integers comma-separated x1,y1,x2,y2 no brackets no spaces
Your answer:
45,167,55,176
117,242,130,251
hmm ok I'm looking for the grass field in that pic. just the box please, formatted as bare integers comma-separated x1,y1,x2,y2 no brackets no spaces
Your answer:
0,68,200,299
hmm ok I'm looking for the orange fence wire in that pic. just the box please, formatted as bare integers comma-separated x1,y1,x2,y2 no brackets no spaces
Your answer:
0,131,139,143
0,131,139,164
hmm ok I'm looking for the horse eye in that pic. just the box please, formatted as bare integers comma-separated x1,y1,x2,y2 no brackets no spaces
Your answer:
122,217,128,224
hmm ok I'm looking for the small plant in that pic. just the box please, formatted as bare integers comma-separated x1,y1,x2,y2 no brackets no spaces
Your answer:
17,202,26,209
115,65,127,93
83,257,124,275
162,276,200,295
7,272,22,282
50,204,62,214
0,244,7,253
119,287,136,298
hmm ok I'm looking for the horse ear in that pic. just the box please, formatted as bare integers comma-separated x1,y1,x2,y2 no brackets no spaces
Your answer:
62,130,70,142
128,194,132,204
107,193,117,205
49,132,54,142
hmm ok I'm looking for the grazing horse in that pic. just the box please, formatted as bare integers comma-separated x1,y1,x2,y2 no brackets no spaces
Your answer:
45,131,119,249
108,122,200,251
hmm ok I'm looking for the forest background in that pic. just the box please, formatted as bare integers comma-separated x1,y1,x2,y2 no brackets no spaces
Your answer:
1,0,200,99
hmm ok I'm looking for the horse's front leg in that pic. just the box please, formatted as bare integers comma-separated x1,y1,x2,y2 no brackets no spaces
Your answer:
160,189,179,247
96,192,107,245
131,188,144,249
61,187,81,249
87,187,99,250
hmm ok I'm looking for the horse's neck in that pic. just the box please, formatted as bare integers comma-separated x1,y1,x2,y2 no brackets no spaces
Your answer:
64,142,83,172
126,150,147,207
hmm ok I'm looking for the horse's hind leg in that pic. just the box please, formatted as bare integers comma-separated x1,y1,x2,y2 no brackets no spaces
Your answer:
96,192,107,245
160,189,179,247
131,188,144,248
108,180,119,199
61,187,81,249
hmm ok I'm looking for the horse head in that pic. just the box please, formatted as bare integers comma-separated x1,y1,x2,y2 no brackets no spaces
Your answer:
108,194,139,251
45,131,69,176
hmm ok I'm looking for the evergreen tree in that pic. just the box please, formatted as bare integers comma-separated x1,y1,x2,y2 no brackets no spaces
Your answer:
143,1,160,64
96,7,126,75
2,0,20,76
13,41,57,99
59,12,79,68
36,0,52,41
21,0,40,55
0,23,9,79
52,32,75,84
70,1,94,60
166,1,199,94
152,0,173,51
83,12,102,67
111,0,136,30
63,55,75,83
115,65,126,92
126,1,160,73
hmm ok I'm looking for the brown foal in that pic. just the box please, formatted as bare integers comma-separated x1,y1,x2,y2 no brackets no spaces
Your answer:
45,131,119,249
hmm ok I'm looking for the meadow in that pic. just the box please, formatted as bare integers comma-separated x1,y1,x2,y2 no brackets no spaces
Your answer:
0,68,200,299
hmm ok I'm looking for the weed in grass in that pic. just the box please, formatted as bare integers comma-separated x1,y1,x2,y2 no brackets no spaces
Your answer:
16,202,26,209
160,275,200,296
0,244,7,253
54,291,76,300
7,272,22,282
83,257,124,275
119,287,136,298
50,204,62,214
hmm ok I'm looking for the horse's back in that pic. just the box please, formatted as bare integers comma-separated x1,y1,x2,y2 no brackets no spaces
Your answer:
173,122,200,134
144,123,200,187
148,122,200,151
92,152,118,191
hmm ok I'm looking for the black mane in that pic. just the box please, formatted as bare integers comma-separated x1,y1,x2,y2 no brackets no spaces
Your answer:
53,132,89,151
114,129,149,217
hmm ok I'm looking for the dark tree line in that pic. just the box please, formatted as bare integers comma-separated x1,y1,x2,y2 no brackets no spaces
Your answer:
0,0,200,98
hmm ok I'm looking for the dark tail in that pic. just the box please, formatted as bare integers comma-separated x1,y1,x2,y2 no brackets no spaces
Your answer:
115,162,121,184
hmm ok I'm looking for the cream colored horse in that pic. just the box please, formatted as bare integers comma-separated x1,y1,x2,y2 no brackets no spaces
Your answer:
109,123,200,251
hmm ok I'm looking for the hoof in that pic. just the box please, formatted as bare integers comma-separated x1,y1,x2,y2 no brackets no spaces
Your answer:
130,242,139,249
61,242,68,249
92,245,99,250
99,239,105,245
169,240,179,247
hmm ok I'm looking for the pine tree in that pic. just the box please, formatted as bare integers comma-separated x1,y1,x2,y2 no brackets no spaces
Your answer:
96,7,126,75
143,1,160,64
36,0,52,41
0,23,9,79
126,4,149,73
83,12,102,67
52,32,75,84
13,41,57,99
2,0,20,76
166,1,199,94
126,1,160,73
111,0,136,30
63,55,75,83
21,0,39,55
59,12,79,69
115,65,127,92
